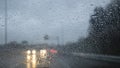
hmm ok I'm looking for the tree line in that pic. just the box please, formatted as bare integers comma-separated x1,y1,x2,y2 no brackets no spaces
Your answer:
64,0,120,55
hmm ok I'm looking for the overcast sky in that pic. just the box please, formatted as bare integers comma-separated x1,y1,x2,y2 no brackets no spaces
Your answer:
0,0,110,44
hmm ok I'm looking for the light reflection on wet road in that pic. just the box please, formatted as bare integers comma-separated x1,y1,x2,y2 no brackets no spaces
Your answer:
26,54,37,68
1,52,119,68
22,54,69,68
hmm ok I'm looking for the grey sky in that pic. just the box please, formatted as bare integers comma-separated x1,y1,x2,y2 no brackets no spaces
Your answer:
0,0,110,44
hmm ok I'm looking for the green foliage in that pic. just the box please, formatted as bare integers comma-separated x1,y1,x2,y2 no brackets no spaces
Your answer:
64,0,120,55
89,0,120,55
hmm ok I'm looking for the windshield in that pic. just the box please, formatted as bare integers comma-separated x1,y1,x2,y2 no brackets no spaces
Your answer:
0,0,120,68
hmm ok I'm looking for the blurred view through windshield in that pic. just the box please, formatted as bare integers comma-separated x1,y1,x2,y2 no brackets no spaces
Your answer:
0,0,120,68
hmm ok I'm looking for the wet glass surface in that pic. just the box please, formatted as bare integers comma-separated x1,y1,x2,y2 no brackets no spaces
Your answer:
0,0,120,68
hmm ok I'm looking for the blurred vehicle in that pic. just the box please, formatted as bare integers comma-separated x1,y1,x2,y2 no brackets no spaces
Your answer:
37,49,50,68
26,49,37,56
26,49,37,62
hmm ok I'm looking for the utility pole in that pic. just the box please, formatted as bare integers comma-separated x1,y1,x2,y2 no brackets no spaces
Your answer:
43,35,49,48
56,36,60,46
61,22,64,45
5,0,8,45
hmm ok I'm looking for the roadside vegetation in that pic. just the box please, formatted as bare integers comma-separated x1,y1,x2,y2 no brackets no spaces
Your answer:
63,0,120,56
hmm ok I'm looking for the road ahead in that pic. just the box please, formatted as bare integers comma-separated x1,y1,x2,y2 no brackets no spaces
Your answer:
0,51,120,68
14,54,70,68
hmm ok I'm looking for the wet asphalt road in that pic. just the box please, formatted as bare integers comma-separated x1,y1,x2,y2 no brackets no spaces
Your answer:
0,53,120,68
62,54,120,68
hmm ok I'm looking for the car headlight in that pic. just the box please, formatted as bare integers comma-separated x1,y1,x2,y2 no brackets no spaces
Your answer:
40,49,47,54
40,49,47,58
27,50,31,55
32,50,36,54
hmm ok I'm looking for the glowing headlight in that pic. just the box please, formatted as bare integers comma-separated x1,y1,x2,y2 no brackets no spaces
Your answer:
32,50,36,54
27,50,31,54
40,49,47,58
40,49,47,54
